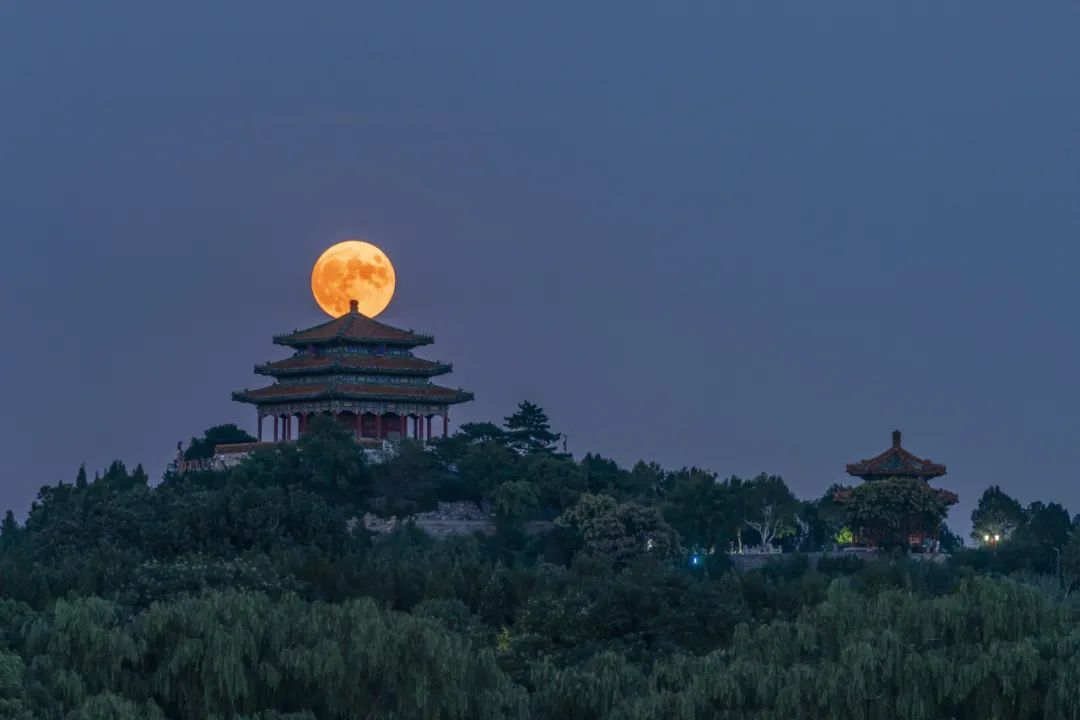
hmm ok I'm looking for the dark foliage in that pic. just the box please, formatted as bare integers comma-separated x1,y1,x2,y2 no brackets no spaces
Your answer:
2,403,1079,718
183,423,257,460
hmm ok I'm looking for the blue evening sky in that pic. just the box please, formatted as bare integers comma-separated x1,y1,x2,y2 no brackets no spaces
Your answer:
2,2,1079,535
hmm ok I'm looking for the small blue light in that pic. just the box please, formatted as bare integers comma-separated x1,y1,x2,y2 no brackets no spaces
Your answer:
690,554,701,566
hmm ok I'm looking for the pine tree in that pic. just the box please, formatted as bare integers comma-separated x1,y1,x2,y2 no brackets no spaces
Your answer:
503,401,562,455
0,510,20,549
75,464,88,489
130,464,149,487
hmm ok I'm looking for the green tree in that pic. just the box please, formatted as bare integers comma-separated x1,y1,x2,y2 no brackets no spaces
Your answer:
802,484,848,550
938,523,964,553
663,468,730,553
523,454,586,511
971,484,1026,544
100,460,135,492
493,481,540,525
579,453,627,495
530,652,643,719
184,423,256,460
557,494,680,568
372,440,447,515
847,477,952,549
456,421,507,446
455,440,521,500
1016,501,1072,549
740,473,798,548
503,401,562,455
15,591,528,719
130,464,149,488
0,651,30,719
0,512,19,551
296,414,368,501
434,422,507,467
1062,530,1080,599
721,475,750,552
67,694,165,720
625,460,664,499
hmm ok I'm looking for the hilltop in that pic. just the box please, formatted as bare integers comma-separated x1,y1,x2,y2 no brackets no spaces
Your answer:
1,403,1079,719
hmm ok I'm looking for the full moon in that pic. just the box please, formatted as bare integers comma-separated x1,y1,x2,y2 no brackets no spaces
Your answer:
310,240,397,318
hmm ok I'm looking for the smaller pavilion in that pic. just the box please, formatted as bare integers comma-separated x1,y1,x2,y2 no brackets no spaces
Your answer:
838,430,958,549
846,430,947,482
232,300,473,444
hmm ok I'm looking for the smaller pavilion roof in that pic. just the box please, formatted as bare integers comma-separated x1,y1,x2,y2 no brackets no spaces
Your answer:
256,354,451,377
845,430,947,481
274,301,433,348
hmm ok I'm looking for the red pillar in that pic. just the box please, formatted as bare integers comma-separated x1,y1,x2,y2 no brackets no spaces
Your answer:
426,415,432,443
354,413,362,439
442,412,449,438
274,416,279,442
377,414,384,439
257,414,263,442
400,414,406,439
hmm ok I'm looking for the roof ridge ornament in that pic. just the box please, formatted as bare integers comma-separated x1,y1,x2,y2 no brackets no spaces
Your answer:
892,429,902,448
349,299,359,314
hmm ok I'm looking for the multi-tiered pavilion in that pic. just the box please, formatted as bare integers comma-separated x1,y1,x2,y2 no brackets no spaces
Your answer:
233,300,473,444
840,430,958,549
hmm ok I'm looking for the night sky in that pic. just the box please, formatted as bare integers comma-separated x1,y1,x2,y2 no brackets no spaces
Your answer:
3,3,1079,536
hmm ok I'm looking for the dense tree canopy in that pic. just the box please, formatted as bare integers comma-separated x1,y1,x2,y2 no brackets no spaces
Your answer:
2,402,1079,718
184,424,257,460
844,477,952,549
971,484,1027,543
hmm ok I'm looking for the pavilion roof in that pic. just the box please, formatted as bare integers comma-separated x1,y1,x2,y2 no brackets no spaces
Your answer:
255,354,451,378
845,430,947,480
274,302,433,348
233,382,473,405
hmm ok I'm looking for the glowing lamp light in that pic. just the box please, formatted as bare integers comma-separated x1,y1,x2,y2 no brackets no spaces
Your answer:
690,554,702,567
994,534,1000,542
984,534,991,542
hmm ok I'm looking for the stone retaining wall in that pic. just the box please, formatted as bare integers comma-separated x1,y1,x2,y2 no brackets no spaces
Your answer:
727,549,948,572
360,502,553,538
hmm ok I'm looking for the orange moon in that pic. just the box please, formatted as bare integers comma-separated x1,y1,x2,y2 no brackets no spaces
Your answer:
310,240,396,318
